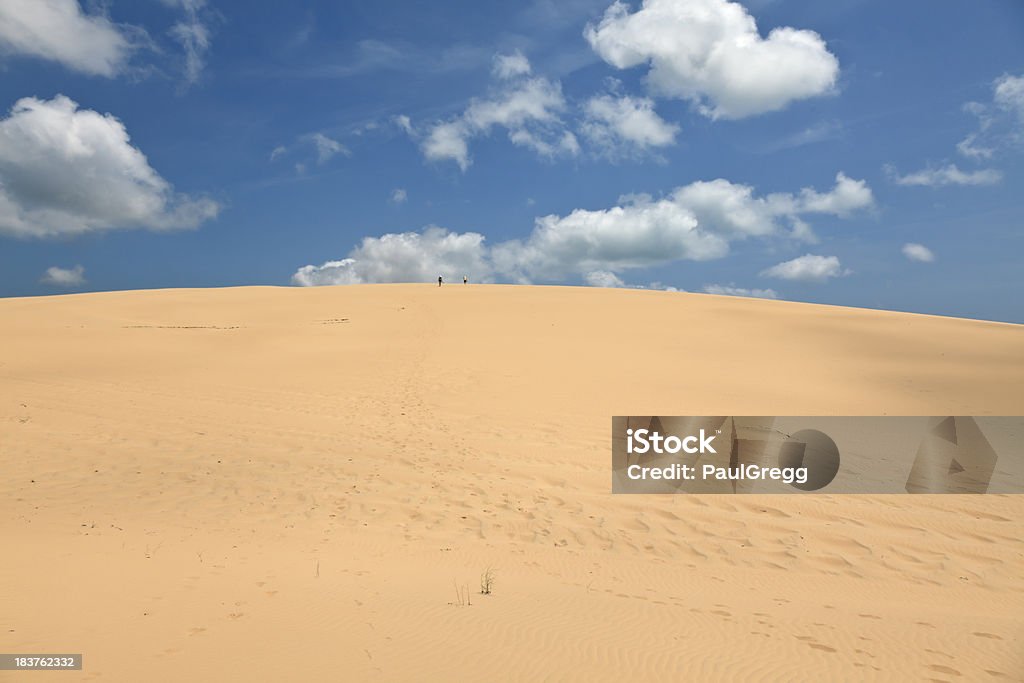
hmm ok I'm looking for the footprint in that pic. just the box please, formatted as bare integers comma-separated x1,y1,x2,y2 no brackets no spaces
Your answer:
188,627,206,636
808,643,837,653
972,632,1002,640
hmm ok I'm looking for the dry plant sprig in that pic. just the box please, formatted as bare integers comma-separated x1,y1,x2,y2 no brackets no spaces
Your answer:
451,580,473,607
480,568,495,595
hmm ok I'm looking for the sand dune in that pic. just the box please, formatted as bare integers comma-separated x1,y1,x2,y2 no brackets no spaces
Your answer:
2,284,1022,681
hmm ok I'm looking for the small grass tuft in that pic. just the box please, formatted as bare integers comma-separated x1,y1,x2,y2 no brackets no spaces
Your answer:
480,567,495,595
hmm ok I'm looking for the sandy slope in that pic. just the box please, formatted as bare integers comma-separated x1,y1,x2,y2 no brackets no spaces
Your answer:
1,284,1022,682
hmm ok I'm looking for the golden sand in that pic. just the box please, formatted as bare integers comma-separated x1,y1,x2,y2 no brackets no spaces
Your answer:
2,285,1022,681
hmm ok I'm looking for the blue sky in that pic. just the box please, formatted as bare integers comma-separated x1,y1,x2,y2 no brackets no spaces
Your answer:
0,0,1022,322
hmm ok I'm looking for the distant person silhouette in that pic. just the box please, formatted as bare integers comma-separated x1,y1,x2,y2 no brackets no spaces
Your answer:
438,276,443,287
463,275,468,284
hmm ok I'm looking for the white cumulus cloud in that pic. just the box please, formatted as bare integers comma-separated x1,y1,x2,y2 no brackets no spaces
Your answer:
663,171,872,243
761,254,846,282
584,0,839,119
0,95,220,238
902,243,935,263
390,188,408,204
581,94,679,159
795,172,874,217
40,264,86,287
0,0,140,77
292,226,492,285
493,193,728,282
294,173,871,287
420,53,577,170
422,121,473,170
584,270,627,288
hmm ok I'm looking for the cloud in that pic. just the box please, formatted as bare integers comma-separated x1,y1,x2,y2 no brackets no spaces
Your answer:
761,254,846,282
271,133,350,168
703,283,777,298
292,227,492,285
294,172,871,286
493,50,532,79
306,133,348,163
420,53,577,170
509,128,580,159
893,73,1022,186
390,188,408,204
994,73,1024,125
584,270,626,287
665,171,872,241
415,41,835,169
902,243,935,263
394,115,414,135
580,94,679,159
461,71,566,132
887,163,1002,187
0,95,220,238
164,0,213,87
422,122,473,170
795,172,874,216
956,127,994,160
0,0,141,76
954,72,1024,162
40,264,86,287
583,272,686,290
584,0,839,119
494,192,728,281
0,0,216,85
497,172,870,281
787,217,817,243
